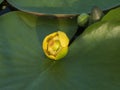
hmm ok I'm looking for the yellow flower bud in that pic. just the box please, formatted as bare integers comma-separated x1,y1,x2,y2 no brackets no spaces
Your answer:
42,31,69,60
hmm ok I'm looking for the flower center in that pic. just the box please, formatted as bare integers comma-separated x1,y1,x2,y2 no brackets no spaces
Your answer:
47,36,61,56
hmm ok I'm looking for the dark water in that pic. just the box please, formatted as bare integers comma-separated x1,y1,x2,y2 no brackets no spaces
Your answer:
0,0,17,16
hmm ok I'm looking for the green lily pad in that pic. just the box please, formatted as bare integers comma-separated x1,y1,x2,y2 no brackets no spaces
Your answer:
7,0,120,15
102,7,120,21
0,8,120,90
67,20,120,90
0,11,77,89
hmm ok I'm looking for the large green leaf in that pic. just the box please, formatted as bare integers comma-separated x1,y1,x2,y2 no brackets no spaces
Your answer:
0,11,77,90
102,7,120,21
0,8,120,90
68,20,120,90
7,0,120,15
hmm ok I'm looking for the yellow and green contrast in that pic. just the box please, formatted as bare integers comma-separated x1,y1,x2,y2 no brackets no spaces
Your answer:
42,31,69,60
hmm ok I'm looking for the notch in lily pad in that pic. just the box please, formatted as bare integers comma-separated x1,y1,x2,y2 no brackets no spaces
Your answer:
42,31,69,60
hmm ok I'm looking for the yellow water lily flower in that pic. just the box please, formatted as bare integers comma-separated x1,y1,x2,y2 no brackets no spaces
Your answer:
42,31,69,60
